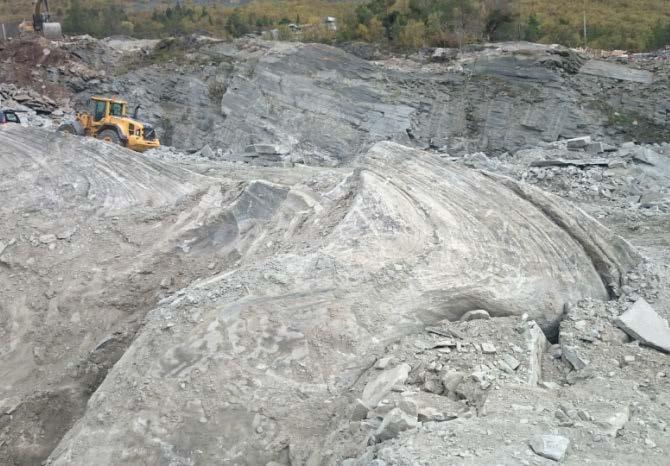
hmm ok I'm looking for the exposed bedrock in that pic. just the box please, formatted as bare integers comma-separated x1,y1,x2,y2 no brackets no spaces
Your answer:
79,40,669,165
46,141,640,465
0,126,272,465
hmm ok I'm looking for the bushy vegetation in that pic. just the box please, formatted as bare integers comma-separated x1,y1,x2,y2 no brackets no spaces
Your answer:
336,0,525,49
647,20,670,51
517,0,670,51
2,0,669,52
333,0,670,51
61,0,133,37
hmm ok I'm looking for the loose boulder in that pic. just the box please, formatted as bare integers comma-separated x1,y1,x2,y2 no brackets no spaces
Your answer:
374,408,419,442
362,364,411,409
529,434,570,461
615,299,670,353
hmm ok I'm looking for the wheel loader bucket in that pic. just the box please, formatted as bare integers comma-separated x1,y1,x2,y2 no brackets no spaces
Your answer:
42,22,62,40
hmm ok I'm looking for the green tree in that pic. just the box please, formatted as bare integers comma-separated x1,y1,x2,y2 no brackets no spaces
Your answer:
647,20,670,50
225,9,250,37
367,17,385,43
544,17,581,48
62,0,86,35
336,12,359,42
524,14,541,42
483,1,519,41
355,5,373,25
61,0,128,37
398,19,425,49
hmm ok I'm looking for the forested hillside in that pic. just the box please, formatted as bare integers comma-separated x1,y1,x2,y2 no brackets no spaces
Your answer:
1,0,669,51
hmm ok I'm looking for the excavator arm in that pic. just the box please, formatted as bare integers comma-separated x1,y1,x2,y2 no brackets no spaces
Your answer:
33,0,49,32
34,0,49,17
31,0,61,39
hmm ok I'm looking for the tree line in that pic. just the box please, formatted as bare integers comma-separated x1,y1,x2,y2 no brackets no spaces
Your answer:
57,0,670,52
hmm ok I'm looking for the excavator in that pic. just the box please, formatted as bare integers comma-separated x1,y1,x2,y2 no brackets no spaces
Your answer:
18,0,62,40
58,96,161,152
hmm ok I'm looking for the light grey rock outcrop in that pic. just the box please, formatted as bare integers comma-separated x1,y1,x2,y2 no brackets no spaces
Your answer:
73,40,669,165
526,321,549,386
45,142,640,465
580,60,654,84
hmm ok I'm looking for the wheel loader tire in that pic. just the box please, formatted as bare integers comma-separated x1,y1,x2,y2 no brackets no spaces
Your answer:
57,121,84,136
97,129,123,146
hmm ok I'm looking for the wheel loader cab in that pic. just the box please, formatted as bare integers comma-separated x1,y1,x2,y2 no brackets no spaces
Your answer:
90,97,126,122
92,99,106,122
110,102,125,117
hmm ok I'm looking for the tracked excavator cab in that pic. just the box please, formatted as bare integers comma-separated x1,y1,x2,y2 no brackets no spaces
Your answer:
58,97,160,153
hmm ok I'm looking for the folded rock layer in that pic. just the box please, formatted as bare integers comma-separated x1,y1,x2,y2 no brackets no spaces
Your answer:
46,141,639,465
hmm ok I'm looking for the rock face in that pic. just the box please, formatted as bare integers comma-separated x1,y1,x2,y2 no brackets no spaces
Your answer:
580,60,654,84
69,39,669,165
0,83,58,114
44,141,639,465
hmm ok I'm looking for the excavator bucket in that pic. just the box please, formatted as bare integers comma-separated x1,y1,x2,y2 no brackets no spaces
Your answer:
42,22,62,40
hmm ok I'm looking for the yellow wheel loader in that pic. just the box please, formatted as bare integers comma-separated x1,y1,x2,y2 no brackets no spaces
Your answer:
19,0,62,40
58,96,161,152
